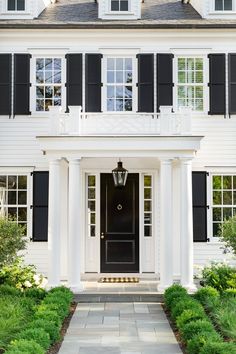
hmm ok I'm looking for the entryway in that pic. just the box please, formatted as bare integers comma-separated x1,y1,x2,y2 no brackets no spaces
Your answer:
100,173,139,273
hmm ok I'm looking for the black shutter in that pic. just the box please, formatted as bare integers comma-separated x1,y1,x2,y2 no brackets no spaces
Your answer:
228,53,236,115
0,54,12,116
32,171,49,242
208,54,226,115
192,172,208,242
66,54,82,109
14,54,31,115
85,54,102,112
137,54,154,112
156,54,174,112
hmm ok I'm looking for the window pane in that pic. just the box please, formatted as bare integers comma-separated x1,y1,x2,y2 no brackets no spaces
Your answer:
120,0,128,11
36,58,44,71
124,99,132,111
88,176,96,187
88,188,95,199
17,0,25,10
8,191,16,205
8,0,15,10
187,58,194,70
107,71,114,83
125,86,132,98
213,208,221,221
213,222,221,236
107,99,115,111
54,58,61,70
107,58,115,70
178,58,185,70
144,213,152,224
178,72,186,83
90,213,96,224
45,99,52,111
111,0,119,10
36,87,44,98
125,58,132,70
144,201,151,211
88,201,95,212
225,0,232,10
116,58,123,70
36,72,44,84
195,58,203,70
18,191,27,205
0,176,7,189
116,99,123,111
223,207,232,220
213,191,222,205
45,86,53,98
45,71,53,83
107,86,115,98
223,191,232,205
144,225,152,237
45,58,53,70
116,71,123,83
90,225,96,237
144,188,151,199
36,100,44,111
8,176,17,189
213,175,221,189
223,175,232,189
18,207,27,222
144,176,151,187
8,208,17,219
215,0,223,10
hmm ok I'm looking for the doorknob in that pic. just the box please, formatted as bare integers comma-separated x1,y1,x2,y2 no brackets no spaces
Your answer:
101,232,105,239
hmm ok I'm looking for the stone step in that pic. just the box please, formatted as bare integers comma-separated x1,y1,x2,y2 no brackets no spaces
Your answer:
74,293,163,303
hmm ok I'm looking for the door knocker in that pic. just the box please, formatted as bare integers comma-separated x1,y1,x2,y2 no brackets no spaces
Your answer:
117,204,123,211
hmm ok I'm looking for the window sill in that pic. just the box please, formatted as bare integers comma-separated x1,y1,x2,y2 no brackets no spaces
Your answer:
209,11,236,14
2,11,29,14
105,11,135,15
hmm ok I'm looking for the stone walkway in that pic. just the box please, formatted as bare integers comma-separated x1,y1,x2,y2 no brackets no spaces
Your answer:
59,302,182,354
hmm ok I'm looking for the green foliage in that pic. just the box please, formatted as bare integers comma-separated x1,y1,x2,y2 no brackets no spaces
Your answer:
34,309,61,327
0,285,22,297
199,341,236,354
201,262,236,291
28,319,60,344
0,258,47,290
171,297,204,321
0,217,27,267
180,319,215,343
24,288,46,301
176,308,207,331
223,288,236,298
194,286,220,305
37,302,69,321
164,284,188,310
48,286,74,302
213,298,236,340
16,327,50,350
4,339,44,354
219,214,236,256
187,332,222,354
0,295,35,350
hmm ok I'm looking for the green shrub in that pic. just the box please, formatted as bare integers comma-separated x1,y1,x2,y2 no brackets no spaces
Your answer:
213,300,236,340
0,258,47,290
48,286,73,302
219,214,236,257
5,339,44,354
34,309,61,327
37,302,69,320
201,262,236,291
194,286,219,305
224,288,236,298
164,285,188,310
24,287,46,301
0,285,22,297
16,327,50,350
28,319,60,344
187,332,222,354
171,298,204,321
200,341,236,354
0,217,27,267
176,308,207,330
180,319,215,343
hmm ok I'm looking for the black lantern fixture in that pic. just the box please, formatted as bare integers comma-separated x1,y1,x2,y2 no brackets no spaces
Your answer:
112,160,128,188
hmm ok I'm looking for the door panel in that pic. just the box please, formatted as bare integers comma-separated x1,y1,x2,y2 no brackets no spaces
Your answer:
101,173,139,273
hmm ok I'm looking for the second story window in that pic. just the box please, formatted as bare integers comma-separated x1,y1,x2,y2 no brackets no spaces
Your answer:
215,0,233,10
111,0,129,11
105,57,133,112
176,57,204,112
35,58,62,112
8,0,25,11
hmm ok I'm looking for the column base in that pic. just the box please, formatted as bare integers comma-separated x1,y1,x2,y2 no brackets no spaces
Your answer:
68,283,84,293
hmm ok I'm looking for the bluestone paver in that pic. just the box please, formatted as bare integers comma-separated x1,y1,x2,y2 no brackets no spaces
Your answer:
58,302,182,354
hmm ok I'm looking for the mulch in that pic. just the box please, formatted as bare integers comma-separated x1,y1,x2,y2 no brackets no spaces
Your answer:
47,301,77,354
162,304,187,354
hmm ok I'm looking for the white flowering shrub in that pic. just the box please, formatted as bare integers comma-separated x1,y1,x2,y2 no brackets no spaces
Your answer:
0,257,47,290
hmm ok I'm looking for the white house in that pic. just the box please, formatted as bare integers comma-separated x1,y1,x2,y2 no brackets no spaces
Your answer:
0,0,235,292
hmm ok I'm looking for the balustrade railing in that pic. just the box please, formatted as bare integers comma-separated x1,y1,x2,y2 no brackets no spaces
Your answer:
49,106,192,136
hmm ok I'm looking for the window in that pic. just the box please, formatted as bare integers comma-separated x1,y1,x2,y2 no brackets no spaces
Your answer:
212,175,236,237
0,175,28,234
177,57,204,112
7,0,25,11
35,58,62,112
143,175,152,237
111,0,129,11
215,0,232,10
106,57,133,112
87,175,96,237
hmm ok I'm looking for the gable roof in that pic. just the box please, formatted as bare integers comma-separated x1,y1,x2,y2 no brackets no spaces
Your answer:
1,0,236,29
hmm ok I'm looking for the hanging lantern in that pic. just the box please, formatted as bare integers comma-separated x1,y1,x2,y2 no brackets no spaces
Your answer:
112,161,128,188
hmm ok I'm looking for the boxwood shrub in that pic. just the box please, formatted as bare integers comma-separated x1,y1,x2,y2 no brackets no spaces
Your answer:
187,332,222,354
164,284,188,310
16,328,50,350
4,339,44,354
194,286,219,305
28,319,60,344
180,319,215,343
176,308,207,331
171,297,204,321
199,341,236,354
34,309,61,327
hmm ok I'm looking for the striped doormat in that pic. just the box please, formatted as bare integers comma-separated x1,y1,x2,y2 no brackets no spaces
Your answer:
99,277,139,283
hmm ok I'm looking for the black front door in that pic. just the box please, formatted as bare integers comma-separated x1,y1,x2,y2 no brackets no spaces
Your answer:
101,173,139,273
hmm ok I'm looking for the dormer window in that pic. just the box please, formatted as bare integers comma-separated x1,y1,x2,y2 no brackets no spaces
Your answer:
7,0,25,11
111,0,129,11
215,0,232,10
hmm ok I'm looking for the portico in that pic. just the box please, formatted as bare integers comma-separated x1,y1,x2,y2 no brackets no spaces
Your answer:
37,133,202,292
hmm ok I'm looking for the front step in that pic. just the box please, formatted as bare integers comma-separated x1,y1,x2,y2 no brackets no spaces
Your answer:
74,293,163,303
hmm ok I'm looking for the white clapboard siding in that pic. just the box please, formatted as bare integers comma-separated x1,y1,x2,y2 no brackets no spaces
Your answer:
194,243,236,267
20,242,49,275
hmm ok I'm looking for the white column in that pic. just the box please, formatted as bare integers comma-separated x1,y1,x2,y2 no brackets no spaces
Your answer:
158,159,174,291
180,158,196,291
48,159,61,288
68,158,83,292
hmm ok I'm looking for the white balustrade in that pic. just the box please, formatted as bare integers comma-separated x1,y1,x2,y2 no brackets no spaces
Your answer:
49,105,192,136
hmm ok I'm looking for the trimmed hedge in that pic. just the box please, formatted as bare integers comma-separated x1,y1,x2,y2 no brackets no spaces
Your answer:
16,328,50,350
164,284,236,354
28,319,60,344
4,339,44,354
194,286,219,305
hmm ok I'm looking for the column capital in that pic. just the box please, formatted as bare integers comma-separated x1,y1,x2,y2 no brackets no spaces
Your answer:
159,157,174,165
178,157,193,164
68,157,82,165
